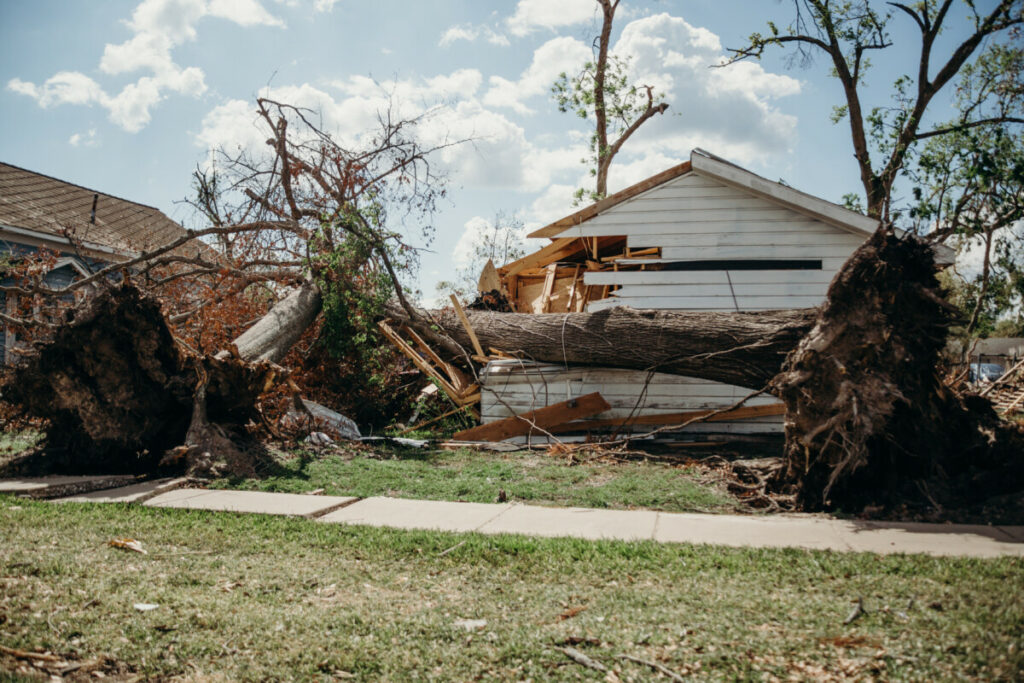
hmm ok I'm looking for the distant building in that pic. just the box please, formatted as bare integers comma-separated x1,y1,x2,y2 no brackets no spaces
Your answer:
0,161,190,363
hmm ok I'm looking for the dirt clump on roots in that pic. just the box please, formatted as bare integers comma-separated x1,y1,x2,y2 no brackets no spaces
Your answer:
771,229,1024,523
3,284,276,478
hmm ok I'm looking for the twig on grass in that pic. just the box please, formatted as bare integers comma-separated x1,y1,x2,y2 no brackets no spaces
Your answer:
617,653,686,682
843,597,867,625
436,540,466,557
557,646,608,673
0,644,63,662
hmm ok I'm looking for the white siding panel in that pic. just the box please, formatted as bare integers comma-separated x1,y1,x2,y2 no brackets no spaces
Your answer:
643,230,864,248
660,244,858,260
610,282,829,299
587,295,822,311
584,269,835,286
480,362,783,435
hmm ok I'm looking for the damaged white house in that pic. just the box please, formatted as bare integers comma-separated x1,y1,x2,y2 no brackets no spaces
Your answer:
474,148,954,440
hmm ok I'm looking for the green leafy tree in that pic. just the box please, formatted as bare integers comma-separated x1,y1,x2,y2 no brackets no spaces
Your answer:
552,0,669,203
726,0,1024,221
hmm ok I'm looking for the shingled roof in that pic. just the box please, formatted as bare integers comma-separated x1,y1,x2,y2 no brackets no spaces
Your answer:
0,161,188,257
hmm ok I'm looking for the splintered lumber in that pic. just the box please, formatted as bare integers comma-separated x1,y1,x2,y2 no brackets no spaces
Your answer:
449,294,485,357
388,303,816,391
545,402,785,433
451,392,611,441
477,258,501,294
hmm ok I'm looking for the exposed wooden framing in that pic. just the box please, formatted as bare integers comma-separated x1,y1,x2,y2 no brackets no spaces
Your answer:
566,264,582,312
500,237,580,278
540,263,558,313
403,324,471,394
378,321,480,415
545,402,785,433
452,392,611,442
450,294,485,358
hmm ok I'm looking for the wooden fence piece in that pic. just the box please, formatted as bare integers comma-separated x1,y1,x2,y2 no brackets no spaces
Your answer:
451,392,611,442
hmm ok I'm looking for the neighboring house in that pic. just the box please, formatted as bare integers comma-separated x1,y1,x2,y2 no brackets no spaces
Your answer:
482,149,955,438
961,338,1024,367
0,161,191,363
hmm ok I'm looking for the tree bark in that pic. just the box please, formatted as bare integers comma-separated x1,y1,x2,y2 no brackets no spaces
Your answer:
390,304,816,391
225,279,322,363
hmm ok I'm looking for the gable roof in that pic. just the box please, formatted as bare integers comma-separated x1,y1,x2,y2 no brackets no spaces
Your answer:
526,149,955,264
0,161,189,258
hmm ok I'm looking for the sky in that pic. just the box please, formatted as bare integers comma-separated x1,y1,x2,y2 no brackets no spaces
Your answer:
0,0,991,302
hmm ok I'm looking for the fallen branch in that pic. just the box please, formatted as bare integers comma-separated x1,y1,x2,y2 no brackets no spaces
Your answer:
617,653,686,682
557,646,609,674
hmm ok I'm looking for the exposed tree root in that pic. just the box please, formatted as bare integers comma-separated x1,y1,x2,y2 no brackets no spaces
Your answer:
3,284,277,477
772,229,1024,522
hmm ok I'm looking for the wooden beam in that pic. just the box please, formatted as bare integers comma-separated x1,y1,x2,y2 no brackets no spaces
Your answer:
545,402,786,433
378,321,461,399
500,237,580,278
451,392,612,442
539,263,557,313
450,294,485,358
402,324,471,394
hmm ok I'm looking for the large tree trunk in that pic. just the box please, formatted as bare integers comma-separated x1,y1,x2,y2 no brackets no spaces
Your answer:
395,305,816,391
224,280,322,363
771,229,1024,520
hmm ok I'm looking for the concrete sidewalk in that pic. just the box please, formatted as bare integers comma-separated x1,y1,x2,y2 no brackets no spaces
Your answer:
3,476,1023,558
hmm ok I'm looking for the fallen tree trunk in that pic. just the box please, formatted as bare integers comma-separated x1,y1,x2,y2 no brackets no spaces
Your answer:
391,304,816,391
221,280,322,363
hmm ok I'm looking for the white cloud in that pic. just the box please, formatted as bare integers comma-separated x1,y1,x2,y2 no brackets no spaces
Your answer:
439,23,510,48
452,216,491,267
597,12,801,173
197,72,582,194
313,0,340,13
8,72,105,108
7,0,283,132
507,0,595,36
483,36,591,115
208,0,285,26
69,129,99,147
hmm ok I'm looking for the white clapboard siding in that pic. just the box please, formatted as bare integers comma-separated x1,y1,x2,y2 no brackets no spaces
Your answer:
609,282,830,299
637,230,864,248
587,295,824,311
584,269,836,286
480,361,783,435
659,244,859,260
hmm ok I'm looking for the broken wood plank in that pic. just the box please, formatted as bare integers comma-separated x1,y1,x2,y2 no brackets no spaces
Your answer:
451,392,611,442
402,324,471,394
477,258,501,293
539,263,558,313
500,237,580,278
399,405,471,435
378,321,461,399
450,294,485,358
545,402,786,433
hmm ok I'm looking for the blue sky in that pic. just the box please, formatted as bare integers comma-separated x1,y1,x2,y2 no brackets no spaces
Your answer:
0,0,987,300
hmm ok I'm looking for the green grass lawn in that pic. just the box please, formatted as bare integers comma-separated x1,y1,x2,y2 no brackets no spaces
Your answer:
2,496,1021,681
211,445,742,514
